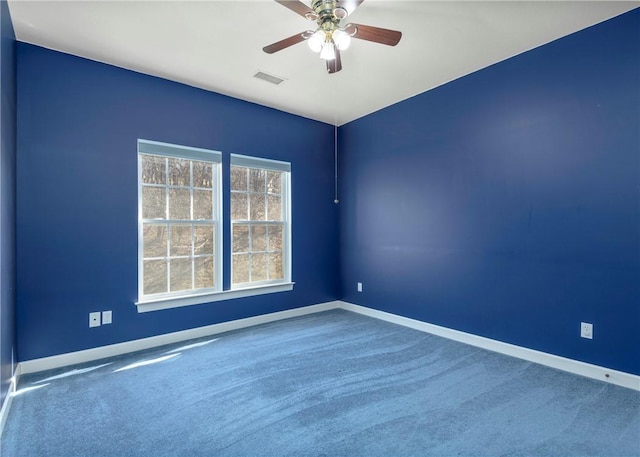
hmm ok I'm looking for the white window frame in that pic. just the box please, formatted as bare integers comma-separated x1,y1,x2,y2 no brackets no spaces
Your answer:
230,153,292,289
135,143,294,313
136,139,223,304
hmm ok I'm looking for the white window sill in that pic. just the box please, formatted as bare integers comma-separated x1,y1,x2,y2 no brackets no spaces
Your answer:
135,282,295,313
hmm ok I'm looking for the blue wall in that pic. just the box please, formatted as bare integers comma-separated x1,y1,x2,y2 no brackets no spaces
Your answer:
0,0,16,404
11,8,640,376
16,44,339,361
339,9,640,375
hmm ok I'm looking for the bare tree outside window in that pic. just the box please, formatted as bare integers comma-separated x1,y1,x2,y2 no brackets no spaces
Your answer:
140,148,220,299
231,162,288,286
138,143,289,309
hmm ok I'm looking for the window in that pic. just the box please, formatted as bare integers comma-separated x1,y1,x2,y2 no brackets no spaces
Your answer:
138,140,222,301
137,143,292,312
231,154,291,288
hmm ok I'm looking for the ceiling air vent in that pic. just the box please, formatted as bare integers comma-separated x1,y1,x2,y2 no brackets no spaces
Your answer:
253,71,286,85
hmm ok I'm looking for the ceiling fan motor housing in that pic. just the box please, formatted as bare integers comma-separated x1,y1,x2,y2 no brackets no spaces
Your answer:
312,0,346,33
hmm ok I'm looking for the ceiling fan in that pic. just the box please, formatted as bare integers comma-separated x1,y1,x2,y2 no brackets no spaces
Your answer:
263,0,402,74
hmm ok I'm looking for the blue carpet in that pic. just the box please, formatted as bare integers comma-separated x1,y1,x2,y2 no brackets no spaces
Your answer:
2,310,639,456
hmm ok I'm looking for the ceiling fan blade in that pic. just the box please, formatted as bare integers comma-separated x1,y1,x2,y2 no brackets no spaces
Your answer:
327,49,342,74
348,23,402,46
263,32,308,54
275,0,317,20
338,0,364,16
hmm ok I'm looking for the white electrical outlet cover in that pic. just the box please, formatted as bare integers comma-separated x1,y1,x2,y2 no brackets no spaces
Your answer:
357,282,363,292
580,322,593,339
102,310,112,325
89,312,101,328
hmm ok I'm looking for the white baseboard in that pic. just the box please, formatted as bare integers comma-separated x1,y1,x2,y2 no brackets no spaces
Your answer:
19,301,342,375
0,364,21,438
339,301,640,392
15,300,639,392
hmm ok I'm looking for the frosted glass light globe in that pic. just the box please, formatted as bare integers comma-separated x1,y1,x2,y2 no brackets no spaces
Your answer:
320,41,336,60
333,29,351,51
308,30,325,53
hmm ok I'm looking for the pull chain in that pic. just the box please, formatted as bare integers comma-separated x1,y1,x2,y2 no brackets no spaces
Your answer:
334,122,339,204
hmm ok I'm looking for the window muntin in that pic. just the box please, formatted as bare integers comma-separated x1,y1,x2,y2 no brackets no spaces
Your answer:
138,140,222,301
230,155,291,288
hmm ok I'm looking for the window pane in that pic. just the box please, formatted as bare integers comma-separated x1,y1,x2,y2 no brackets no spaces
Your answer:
268,225,283,251
142,187,166,219
231,166,248,191
144,259,167,295
266,171,281,194
168,158,190,187
251,225,267,252
231,192,248,220
169,188,190,220
143,224,167,258
195,256,214,289
140,142,222,299
233,225,249,253
193,189,213,220
170,225,192,257
233,253,250,284
267,195,282,221
142,155,166,185
170,258,192,292
193,161,213,188
252,253,268,282
194,225,214,255
249,168,266,193
250,194,266,221
268,252,284,280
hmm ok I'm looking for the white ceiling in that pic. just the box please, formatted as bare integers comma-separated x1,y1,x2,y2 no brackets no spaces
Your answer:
8,1,639,126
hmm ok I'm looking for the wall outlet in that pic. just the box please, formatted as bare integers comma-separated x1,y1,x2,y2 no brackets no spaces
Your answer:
580,322,593,339
102,310,112,325
89,312,101,328
357,282,363,292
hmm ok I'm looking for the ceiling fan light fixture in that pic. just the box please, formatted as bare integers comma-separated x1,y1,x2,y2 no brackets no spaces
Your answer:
308,29,325,52
320,41,336,60
332,28,351,50
264,0,403,74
